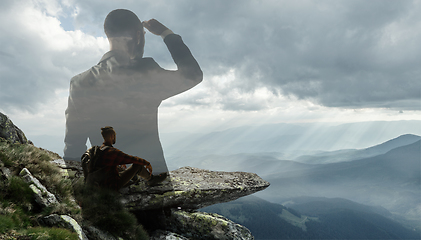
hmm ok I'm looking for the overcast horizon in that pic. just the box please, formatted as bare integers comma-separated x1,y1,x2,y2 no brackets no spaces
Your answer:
1,0,420,155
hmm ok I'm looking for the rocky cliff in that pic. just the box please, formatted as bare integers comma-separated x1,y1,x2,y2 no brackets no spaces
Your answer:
61,160,270,240
0,113,270,240
0,112,27,144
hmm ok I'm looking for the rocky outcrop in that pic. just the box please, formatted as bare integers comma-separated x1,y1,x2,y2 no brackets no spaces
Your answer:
0,112,27,144
2,144,269,239
19,167,59,208
163,210,254,240
39,214,88,240
56,162,269,239
121,166,270,211
3,158,269,240
3,152,269,239
0,114,273,239
150,230,189,240
119,166,268,239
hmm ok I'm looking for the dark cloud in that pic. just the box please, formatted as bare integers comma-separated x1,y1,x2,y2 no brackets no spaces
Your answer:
0,0,109,113
1,0,420,113
129,0,420,110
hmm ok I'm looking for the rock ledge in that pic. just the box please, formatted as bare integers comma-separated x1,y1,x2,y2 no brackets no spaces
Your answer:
121,166,270,211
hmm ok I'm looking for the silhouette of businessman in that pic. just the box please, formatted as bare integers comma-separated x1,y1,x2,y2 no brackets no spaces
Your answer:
63,9,203,175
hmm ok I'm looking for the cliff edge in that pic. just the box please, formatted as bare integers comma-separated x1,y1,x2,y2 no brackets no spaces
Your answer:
0,112,270,240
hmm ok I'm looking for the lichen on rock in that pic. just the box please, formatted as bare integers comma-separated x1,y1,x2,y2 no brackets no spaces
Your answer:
121,166,270,211
40,214,88,240
164,210,254,240
19,167,59,208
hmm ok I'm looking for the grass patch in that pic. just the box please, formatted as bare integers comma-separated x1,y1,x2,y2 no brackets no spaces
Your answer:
0,138,83,237
24,227,79,240
73,183,149,240
0,202,33,233
1,138,149,239
0,138,80,218
0,227,80,240
0,177,34,231
0,215,15,233
8,176,34,204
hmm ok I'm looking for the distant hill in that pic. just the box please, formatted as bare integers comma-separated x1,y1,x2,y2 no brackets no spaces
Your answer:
164,130,421,233
168,134,420,180
257,140,421,226
201,195,420,240
168,137,421,224
363,134,421,156
168,152,315,176
200,195,308,239
295,134,421,164
162,121,421,158
282,196,392,217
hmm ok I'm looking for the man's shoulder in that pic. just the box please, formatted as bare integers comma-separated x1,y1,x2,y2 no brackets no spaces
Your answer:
70,52,111,84
70,68,92,82
69,54,164,88
131,57,161,71
70,64,104,88
101,145,121,154
101,145,114,151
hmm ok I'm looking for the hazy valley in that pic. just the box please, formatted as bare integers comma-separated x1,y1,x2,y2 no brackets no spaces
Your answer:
161,121,421,239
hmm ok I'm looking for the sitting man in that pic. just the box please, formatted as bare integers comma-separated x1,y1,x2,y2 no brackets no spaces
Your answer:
86,126,166,191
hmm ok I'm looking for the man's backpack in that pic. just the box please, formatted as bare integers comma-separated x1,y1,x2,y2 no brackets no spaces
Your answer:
81,146,109,183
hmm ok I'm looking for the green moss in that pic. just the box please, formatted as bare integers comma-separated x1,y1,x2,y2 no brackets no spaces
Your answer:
23,227,79,240
175,211,234,237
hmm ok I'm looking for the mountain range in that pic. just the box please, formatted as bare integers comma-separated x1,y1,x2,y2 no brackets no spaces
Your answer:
201,195,420,240
257,139,420,221
168,132,420,235
161,120,421,159
294,133,421,164
27,120,421,159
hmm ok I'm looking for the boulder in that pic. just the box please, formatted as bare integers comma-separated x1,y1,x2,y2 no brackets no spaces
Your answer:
19,167,59,208
163,210,254,240
0,112,27,144
121,166,270,211
40,214,88,240
150,230,189,240
83,225,122,240
0,165,12,180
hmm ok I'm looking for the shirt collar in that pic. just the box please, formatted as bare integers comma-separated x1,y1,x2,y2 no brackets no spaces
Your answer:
102,142,113,147
99,50,131,65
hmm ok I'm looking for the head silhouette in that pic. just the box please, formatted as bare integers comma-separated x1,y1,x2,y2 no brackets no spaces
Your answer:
104,9,144,58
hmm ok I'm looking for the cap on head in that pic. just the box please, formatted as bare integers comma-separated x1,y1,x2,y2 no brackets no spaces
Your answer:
104,9,142,38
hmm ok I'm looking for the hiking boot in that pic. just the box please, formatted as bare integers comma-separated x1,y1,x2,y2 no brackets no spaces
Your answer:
147,172,168,186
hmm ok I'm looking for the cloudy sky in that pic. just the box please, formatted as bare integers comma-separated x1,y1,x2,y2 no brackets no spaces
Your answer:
0,0,420,153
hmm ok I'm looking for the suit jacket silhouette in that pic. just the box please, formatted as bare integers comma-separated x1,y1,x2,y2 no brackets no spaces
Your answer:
64,33,202,174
